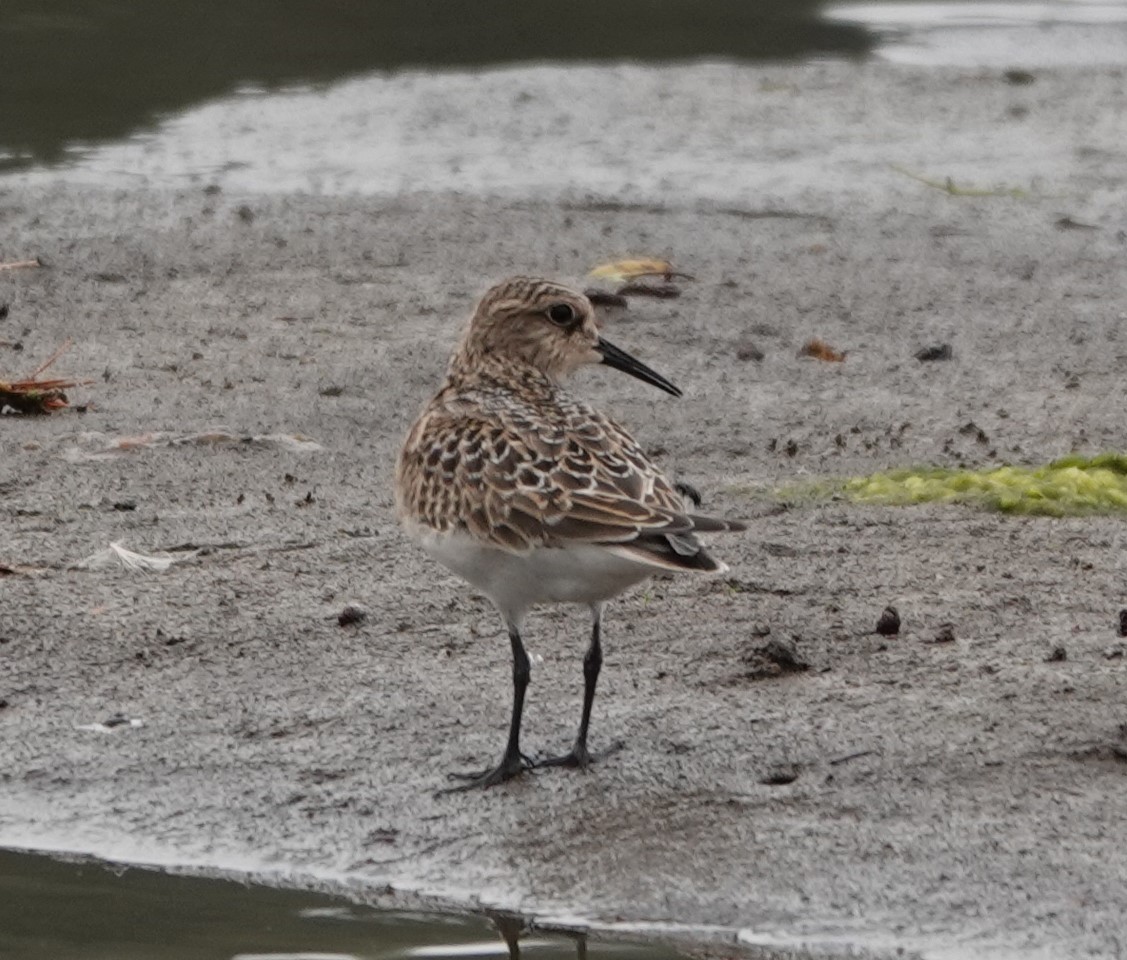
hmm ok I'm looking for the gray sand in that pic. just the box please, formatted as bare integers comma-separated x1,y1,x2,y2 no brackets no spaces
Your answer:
2,61,1127,958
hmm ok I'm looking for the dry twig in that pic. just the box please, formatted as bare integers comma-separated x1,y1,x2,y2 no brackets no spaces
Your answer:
0,257,45,272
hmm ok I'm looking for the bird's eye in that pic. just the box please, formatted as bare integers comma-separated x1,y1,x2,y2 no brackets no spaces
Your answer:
547,303,576,325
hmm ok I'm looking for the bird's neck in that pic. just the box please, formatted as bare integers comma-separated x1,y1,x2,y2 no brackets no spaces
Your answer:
446,350,560,397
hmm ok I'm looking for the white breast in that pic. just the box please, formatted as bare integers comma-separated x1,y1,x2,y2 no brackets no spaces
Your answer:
407,524,657,621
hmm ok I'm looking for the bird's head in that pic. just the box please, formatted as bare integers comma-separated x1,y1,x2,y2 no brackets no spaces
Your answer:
456,276,681,396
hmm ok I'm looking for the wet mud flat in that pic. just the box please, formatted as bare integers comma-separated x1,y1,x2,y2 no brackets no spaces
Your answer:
2,61,1127,959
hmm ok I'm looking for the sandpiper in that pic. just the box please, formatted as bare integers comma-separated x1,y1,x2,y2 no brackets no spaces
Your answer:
396,276,745,789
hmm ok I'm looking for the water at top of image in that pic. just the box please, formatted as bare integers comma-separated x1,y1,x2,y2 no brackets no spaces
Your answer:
2,0,1125,193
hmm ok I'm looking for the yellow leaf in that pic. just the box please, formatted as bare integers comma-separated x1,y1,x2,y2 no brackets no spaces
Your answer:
588,258,692,284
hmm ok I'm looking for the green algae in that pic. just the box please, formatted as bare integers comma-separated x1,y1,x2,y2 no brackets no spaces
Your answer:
766,454,1127,517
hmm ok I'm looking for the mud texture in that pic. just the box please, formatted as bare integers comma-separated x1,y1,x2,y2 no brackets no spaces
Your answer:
2,61,1127,959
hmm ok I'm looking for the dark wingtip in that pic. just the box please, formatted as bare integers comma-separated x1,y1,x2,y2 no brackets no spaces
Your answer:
688,515,749,533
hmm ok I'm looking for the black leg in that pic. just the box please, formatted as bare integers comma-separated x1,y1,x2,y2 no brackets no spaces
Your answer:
443,622,534,791
574,612,603,758
536,605,623,770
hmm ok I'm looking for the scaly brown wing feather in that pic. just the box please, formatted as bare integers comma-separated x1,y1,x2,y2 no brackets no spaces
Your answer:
397,383,700,554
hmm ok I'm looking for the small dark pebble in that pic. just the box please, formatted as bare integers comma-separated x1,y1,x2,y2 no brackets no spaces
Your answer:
914,343,952,362
875,605,901,636
1118,608,1127,637
112,500,137,511
1003,69,1036,85
674,480,703,507
1045,646,1068,663
735,340,765,362
0,303,8,320
236,205,255,222
319,385,345,397
103,713,131,729
1104,643,1125,660
338,604,368,627
761,765,799,786
0,698,9,709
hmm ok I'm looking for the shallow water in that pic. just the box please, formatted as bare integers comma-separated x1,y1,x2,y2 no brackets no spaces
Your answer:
827,0,1127,65
0,850,684,960
1,0,864,171
2,1,1125,198
4,0,1125,180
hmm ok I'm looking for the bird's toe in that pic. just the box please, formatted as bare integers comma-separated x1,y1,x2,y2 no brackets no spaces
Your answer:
439,751,533,793
534,739,624,771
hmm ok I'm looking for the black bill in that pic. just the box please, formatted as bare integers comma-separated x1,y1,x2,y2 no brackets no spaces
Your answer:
597,337,682,398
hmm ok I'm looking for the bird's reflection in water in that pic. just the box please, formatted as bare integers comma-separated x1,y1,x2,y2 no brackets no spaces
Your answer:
400,911,592,960
489,911,588,960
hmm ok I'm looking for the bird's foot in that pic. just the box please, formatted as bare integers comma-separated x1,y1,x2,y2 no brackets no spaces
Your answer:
534,739,624,770
439,750,535,793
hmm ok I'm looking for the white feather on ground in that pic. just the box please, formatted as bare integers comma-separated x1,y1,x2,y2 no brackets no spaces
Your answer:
70,541,187,573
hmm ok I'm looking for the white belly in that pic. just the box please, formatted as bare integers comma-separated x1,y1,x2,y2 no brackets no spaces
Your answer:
409,526,656,620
